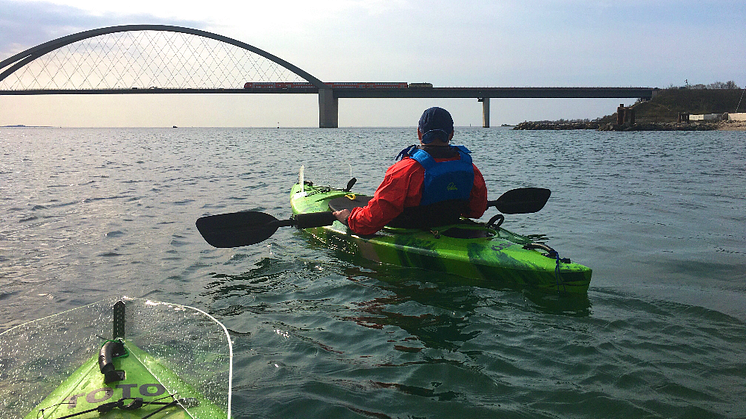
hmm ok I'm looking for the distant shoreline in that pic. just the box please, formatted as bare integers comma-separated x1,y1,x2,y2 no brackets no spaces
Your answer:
514,87,746,131
1,124,53,128
513,120,746,131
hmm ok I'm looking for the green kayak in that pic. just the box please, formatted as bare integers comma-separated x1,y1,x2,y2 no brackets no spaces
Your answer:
290,174,592,294
0,297,232,418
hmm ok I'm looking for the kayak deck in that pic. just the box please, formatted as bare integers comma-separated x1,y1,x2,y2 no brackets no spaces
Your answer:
24,341,225,418
290,181,592,294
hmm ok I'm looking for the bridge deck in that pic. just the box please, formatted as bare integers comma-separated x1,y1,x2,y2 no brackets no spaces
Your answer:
2,86,655,99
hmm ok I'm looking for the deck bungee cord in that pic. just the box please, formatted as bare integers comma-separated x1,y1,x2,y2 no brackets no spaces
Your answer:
38,394,197,419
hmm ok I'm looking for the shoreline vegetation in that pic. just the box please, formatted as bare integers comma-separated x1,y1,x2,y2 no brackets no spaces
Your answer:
515,83,746,131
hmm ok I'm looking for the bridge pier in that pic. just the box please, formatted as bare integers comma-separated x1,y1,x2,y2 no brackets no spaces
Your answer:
318,89,338,128
478,98,490,128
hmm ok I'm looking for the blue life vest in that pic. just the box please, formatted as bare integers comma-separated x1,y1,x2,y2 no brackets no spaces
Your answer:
407,146,474,206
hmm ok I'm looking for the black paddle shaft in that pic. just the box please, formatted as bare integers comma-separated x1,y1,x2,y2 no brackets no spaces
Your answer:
293,211,337,229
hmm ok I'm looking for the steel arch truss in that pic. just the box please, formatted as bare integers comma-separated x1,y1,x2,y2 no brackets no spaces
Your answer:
0,24,325,93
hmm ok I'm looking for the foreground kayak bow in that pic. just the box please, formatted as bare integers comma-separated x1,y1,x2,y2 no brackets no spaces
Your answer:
0,297,232,418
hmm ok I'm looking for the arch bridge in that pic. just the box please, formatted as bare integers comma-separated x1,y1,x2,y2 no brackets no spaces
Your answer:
0,25,655,127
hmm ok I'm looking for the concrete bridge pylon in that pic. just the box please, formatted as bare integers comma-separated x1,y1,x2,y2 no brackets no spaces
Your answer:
318,89,339,128
478,98,490,128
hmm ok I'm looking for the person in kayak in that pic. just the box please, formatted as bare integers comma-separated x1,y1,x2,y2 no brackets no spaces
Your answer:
333,106,488,235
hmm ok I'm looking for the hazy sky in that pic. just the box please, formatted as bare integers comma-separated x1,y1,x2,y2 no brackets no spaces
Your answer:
1,0,745,127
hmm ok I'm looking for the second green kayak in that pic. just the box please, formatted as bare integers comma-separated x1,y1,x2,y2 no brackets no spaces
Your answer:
290,173,592,294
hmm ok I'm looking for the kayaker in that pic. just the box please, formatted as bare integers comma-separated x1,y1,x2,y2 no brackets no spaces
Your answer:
333,106,488,235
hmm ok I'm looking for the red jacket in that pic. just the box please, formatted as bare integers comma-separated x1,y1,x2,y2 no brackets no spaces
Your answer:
348,154,488,235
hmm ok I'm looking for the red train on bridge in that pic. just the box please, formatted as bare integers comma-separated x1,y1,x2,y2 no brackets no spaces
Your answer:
243,82,432,89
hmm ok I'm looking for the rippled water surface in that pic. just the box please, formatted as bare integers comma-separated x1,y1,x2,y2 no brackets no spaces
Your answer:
1,127,745,418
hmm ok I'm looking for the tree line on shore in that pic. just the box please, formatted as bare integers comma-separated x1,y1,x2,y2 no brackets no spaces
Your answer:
675,80,740,90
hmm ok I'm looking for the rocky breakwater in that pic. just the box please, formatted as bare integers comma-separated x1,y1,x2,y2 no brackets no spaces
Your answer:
513,121,601,130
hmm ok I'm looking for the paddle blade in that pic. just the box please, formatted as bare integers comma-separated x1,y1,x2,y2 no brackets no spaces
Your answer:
492,188,551,214
196,211,281,248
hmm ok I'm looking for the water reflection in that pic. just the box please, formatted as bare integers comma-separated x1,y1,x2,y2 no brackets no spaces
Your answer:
344,260,592,317
344,292,481,352
337,264,591,354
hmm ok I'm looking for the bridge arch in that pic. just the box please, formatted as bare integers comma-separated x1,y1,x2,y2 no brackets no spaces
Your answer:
0,24,326,89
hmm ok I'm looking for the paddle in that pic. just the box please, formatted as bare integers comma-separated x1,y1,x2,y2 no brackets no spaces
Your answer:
196,210,337,248
196,187,551,248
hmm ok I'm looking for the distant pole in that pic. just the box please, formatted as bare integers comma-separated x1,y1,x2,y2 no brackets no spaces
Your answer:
736,88,745,113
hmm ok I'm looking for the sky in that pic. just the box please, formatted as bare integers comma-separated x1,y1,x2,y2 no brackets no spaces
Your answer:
1,0,745,127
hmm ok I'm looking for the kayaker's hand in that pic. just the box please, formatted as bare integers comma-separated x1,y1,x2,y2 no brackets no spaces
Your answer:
333,209,351,225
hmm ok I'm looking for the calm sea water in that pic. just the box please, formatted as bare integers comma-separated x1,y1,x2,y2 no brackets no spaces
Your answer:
1,127,745,418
